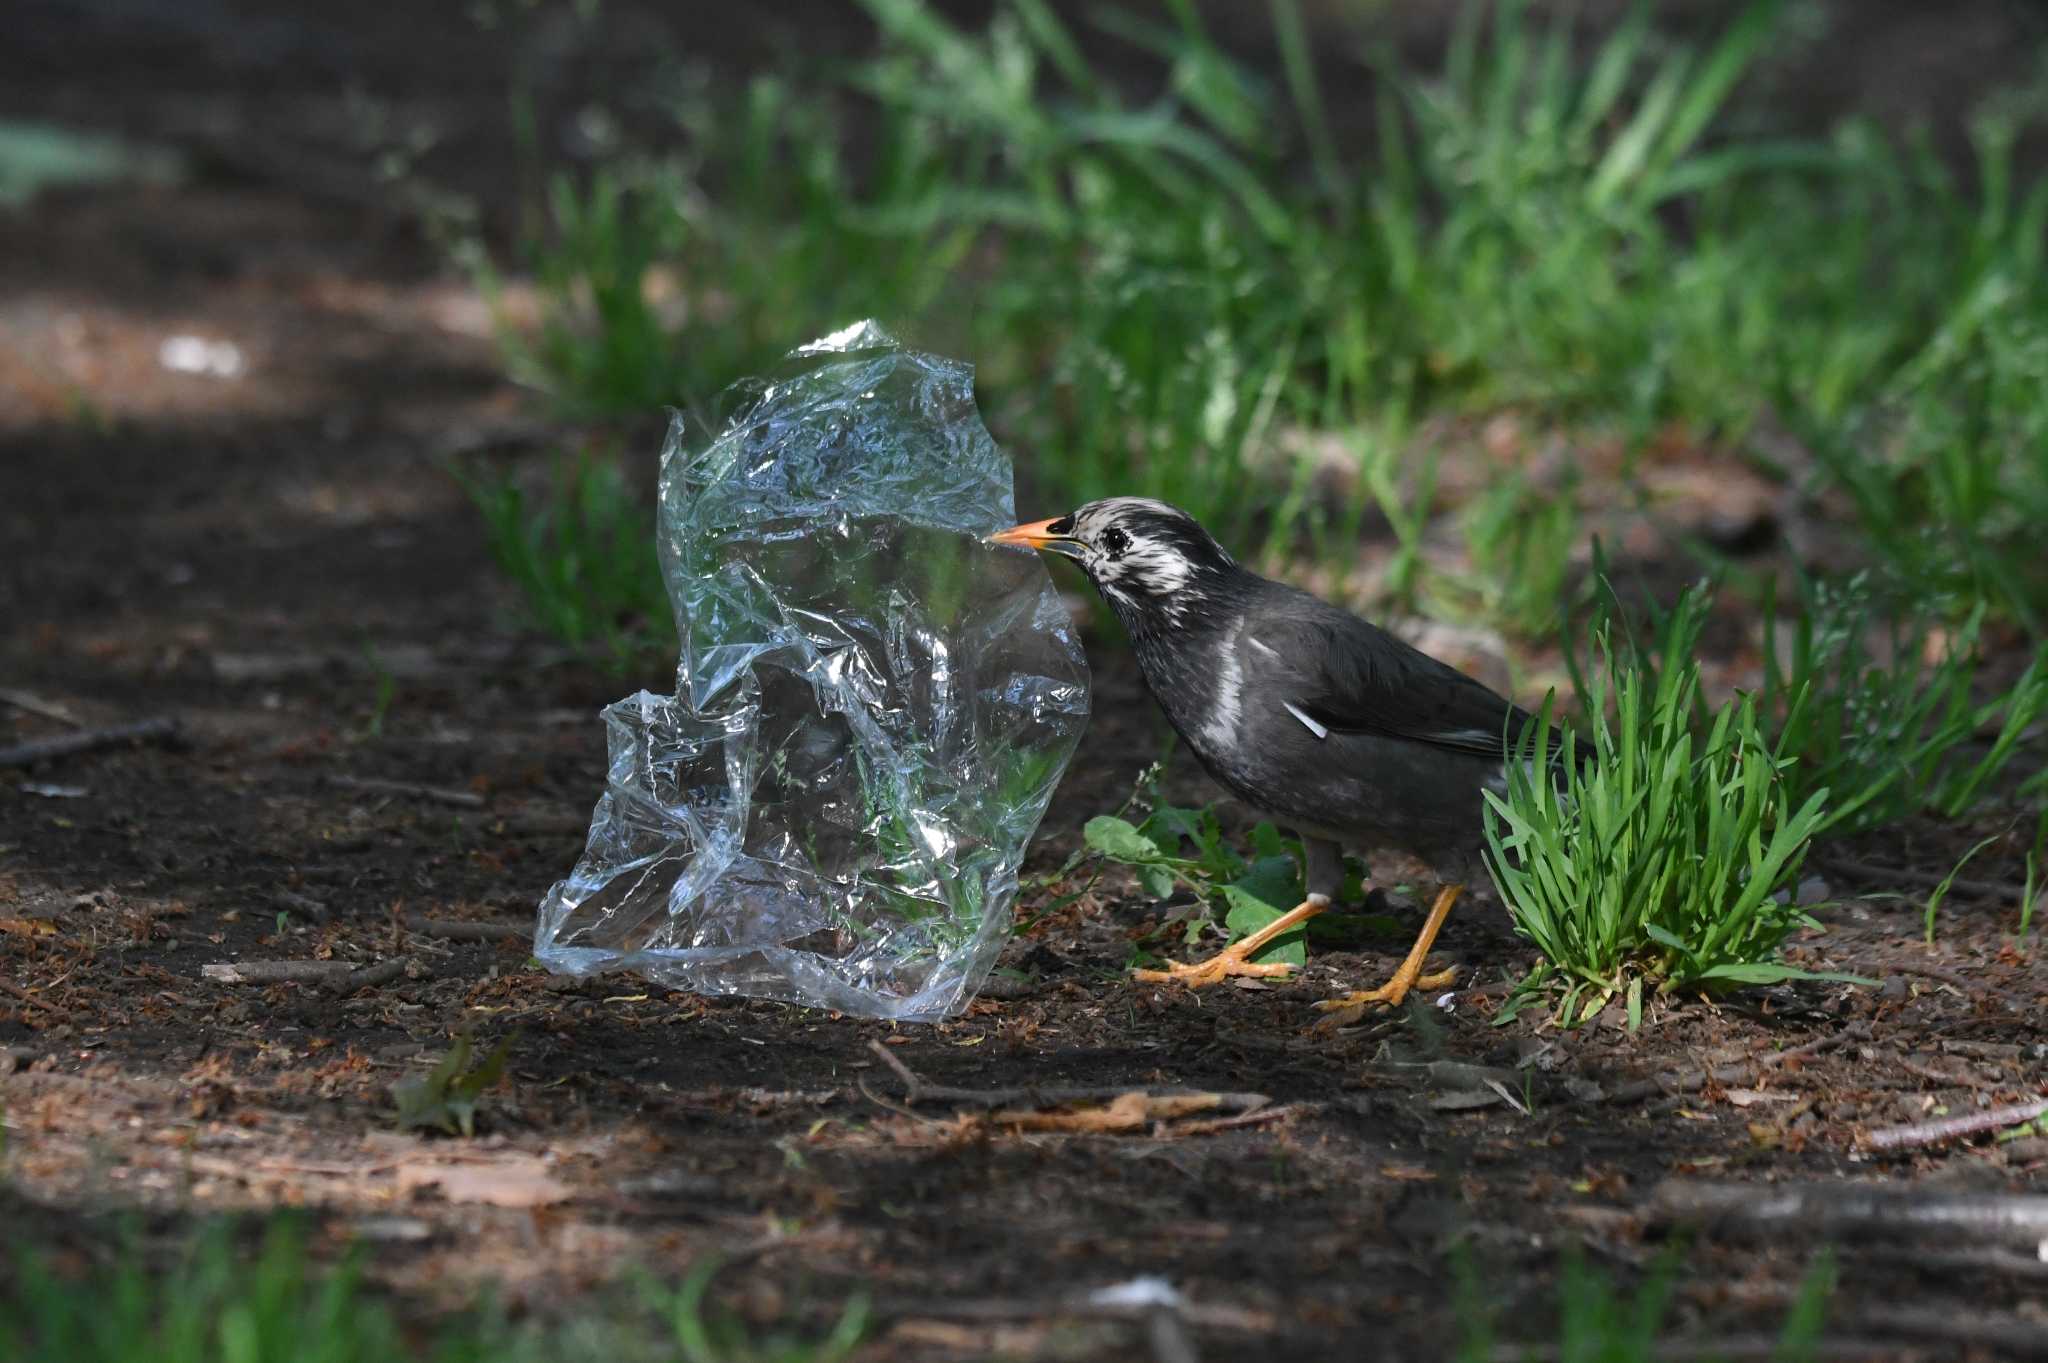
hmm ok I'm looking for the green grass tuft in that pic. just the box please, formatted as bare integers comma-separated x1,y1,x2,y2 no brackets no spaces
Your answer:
1761,575,2048,836
454,448,674,671
1483,584,1844,1024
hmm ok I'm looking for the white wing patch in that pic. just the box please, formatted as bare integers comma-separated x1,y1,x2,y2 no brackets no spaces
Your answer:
1196,633,1244,751
1283,701,1328,740
1247,636,1281,661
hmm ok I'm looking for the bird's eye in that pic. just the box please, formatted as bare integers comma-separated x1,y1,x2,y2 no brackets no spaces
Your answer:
1099,527,1130,559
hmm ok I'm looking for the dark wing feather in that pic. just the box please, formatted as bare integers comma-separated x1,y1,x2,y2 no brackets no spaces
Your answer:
1246,593,1531,760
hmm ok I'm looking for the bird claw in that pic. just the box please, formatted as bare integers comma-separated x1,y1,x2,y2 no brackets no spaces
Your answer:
1309,965,1459,1029
1131,950,1298,989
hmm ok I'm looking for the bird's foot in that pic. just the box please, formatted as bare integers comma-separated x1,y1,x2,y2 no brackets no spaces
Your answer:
1310,965,1458,1029
1131,894,1329,989
1131,945,1299,988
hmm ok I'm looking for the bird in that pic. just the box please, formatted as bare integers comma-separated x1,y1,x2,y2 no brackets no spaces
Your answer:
990,497,1537,1017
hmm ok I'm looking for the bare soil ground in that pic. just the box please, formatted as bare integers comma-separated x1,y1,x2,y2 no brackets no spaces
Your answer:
4,7,2047,1361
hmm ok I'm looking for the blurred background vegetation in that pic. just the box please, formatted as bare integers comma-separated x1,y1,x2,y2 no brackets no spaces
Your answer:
459,0,2048,652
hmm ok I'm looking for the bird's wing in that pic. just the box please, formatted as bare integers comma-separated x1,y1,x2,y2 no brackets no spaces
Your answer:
1242,600,1529,760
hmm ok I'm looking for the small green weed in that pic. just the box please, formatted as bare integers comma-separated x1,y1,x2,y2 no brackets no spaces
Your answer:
1458,1246,1835,1363
1484,584,1846,1025
455,449,673,671
359,642,396,740
1084,807,1311,968
1922,835,2002,945
2022,810,2047,936
393,1030,512,1138
652,1258,868,1363
1080,759,1409,966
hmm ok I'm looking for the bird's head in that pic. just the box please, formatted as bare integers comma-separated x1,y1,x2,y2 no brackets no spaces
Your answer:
989,497,1240,630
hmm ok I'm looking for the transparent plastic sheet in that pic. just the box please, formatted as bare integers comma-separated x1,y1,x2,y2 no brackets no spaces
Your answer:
535,322,1090,1019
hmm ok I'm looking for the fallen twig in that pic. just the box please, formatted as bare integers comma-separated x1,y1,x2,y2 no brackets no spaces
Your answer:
1862,1098,2048,1153
273,889,331,923
0,689,81,727
1843,1308,2048,1357
0,716,179,769
1825,854,2019,903
0,978,58,1015
1888,960,1980,993
332,959,411,993
881,1293,1271,1335
1852,1242,2048,1282
1169,1103,1314,1137
865,1040,1267,1113
1493,1334,1905,1362
329,775,485,809
203,959,357,985
990,1091,1253,1133
405,918,529,943
1603,1030,1852,1105
1896,1055,1997,1091
1648,1177,2048,1246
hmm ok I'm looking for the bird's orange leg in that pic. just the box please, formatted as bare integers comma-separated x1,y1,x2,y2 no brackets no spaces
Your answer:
1131,894,1330,988
1313,882,1462,1024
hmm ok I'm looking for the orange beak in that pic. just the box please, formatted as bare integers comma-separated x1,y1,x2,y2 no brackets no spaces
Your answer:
987,517,1082,557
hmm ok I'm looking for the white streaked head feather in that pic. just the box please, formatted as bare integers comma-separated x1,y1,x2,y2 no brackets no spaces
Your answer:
1062,498,1233,625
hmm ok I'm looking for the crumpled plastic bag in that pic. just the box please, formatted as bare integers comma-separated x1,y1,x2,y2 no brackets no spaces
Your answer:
534,322,1090,1020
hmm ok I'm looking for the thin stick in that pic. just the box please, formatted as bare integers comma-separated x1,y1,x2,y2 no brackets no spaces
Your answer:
1603,1031,1850,1105
1896,1056,1996,1091
1863,1098,2048,1153
1888,960,1979,992
867,1040,927,1103
329,775,485,809
0,689,81,727
1494,1335,1906,1363
1648,1177,2048,1246
1852,1243,2048,1282
1824,855,2018,902
0,978,58,1015
863,1040,1268,1112
273,889,330,923
1170,1103,1313,1137
882,1295,1270,1334
331,959,410,993
202,960,356,985
406,918,529,943
0,716,179,769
